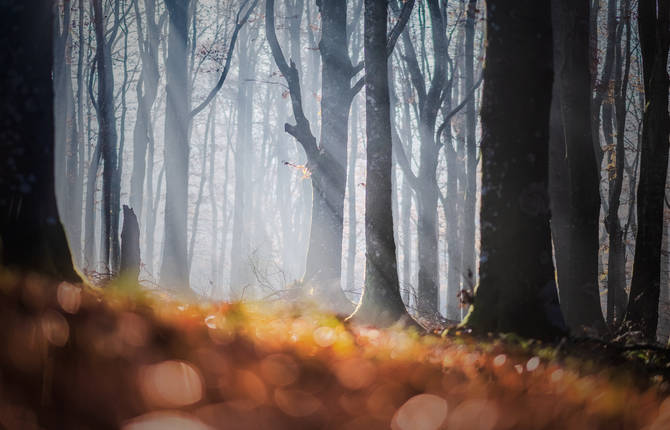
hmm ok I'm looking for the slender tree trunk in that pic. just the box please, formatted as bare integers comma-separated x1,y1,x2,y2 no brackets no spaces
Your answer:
208,99,219,288
0,0,81,282
230,25,255,298
348,0,412,327
606,0,631,328
160,0,192,292
462,0,478,294
346,97,359,292
188,103,214,273
591,0,617,171
91,0,120,277
625,0,670,340
131,0,161,221
463,0,567,339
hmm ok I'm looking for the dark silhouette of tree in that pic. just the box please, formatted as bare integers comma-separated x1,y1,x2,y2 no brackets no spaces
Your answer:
624,0,670,340
0,0,81,282
463,0,567,339
91,0,122,276
549,0,608,335
348,0,413,327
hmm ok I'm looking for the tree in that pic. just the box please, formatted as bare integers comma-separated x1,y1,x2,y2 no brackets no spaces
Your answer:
462,0,479,306
549,0,608,335
0,0,81,282
462,0,567,339
160,0,257,293
159,0,192,292
348,0,413,327
392,0,450,321
91,0,122,276
266,0,413,313
605,0,632,328
130,0,162,222
624,0,670,340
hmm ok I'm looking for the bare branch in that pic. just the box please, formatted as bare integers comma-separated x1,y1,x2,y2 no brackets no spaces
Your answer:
190,0,259,118
435,74,483,145
265,0,318,160
350,0,416,98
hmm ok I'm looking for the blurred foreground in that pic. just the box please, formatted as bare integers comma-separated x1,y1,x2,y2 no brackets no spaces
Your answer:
0,273,669,429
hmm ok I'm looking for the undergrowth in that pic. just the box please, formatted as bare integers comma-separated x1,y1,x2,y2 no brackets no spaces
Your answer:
0,272,669,429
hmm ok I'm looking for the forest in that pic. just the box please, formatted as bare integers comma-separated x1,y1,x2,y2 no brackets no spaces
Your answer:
2,0,670,428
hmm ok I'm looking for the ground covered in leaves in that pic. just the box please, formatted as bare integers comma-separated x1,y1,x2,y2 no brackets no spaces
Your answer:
1,273,670,429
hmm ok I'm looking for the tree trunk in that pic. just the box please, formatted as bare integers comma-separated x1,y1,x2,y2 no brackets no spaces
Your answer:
462,0,478,296
345,97,360,293
300,0,352,312
463,0,567,339
606,0,631,328
91,0,120,277
229,25,255,298
130,0,161,221
624,0,670,340
348,0,412,327
160,0,192,293
0,0,81,282
550,0,608,335
120,205,141,284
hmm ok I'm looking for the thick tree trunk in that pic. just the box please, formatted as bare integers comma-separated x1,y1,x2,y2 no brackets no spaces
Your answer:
300,0,352,312
348,0,412,327
550,0,608,335
160,0,192,293
0,0,81,282
624,0,670,340
463,0,567,339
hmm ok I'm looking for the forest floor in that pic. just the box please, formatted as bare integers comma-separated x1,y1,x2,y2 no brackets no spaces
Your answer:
0,272,670,429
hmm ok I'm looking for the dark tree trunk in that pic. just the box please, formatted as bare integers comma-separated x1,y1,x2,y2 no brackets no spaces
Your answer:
462,0,478,296
120,205,141,284
0,0,80,282
348,0,412,327
549,0,608,335
159,0,192,293
91,0,120,276
624,0,670,340
463,0,567,339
